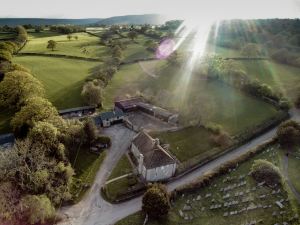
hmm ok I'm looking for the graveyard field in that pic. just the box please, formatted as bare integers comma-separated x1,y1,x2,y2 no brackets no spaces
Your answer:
13,55,100,109
69,147,106,203
21,32,108,59
116,145,300,225
286,147,300,194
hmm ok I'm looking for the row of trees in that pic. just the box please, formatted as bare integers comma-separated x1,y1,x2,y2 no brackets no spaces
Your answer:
0,26,27,62
49,25,84,34
200,56,290,110
0,60,101,223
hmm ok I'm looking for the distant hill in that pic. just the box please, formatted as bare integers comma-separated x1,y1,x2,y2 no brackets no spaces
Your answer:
0,14,169,26
0,18,102,26
96,14,168,25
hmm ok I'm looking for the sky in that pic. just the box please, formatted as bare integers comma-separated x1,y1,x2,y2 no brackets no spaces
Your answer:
0,0,299,19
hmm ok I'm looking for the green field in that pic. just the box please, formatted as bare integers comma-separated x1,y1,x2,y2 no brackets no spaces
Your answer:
103,61,279,134
116,146,299,225
21,32,108,59
0,32,16,40
120,34,155,62
104,155,136,201
14,55,100,109
70,147,106,203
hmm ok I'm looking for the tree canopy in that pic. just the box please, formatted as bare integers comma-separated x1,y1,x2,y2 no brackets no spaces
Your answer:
0,70,44,110
142,184,170,219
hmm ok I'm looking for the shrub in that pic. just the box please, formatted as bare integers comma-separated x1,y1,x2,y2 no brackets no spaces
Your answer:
142,183,170,219
81,82,102,107
95,136,111,147
276,120,300,147
205,122,223,135
250,159,282,186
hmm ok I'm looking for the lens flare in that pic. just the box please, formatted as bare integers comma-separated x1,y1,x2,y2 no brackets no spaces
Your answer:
156,39,176,59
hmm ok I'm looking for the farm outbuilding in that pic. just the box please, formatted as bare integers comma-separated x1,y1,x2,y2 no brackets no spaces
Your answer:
59,106,96,119
114,97,143,112
0,133,15,150
131,131,176,182
114,98,178,124
93,108,125,127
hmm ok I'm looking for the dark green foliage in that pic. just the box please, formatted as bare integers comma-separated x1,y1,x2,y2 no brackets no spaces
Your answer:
0,49,12,61
47,40,57,51
95,135,111,147
250,159,282,186
276,120,300,148
142,184,170,219
83,118,97,145
0,70,44,110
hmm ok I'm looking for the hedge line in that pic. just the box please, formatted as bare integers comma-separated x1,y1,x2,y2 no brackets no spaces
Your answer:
176,110,289,174
17,52,103,62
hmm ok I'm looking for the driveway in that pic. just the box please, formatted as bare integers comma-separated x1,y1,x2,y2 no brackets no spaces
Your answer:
58,109,300,225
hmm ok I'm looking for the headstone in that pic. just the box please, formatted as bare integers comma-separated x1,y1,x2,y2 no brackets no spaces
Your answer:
275,201,283,209
179,210,184,217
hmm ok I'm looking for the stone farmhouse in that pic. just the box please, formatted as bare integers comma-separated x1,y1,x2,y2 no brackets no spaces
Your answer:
131,131,177,182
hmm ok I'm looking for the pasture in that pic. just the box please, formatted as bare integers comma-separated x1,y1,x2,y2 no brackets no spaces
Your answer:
116,146,300,225
103,60,279,135
70,147,106,203
14,55,100,109
104,155,136,202
21,32,108,59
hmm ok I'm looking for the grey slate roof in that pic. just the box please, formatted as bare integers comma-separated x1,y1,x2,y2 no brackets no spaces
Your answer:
132,131,175,169
59,106,96,115
0,133,15,145
99,108,124,121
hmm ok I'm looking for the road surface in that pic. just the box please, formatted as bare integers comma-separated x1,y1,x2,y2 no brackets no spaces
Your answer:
57,109,300,225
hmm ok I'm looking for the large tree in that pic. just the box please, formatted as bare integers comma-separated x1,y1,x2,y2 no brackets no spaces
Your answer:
20,194,55,225
276,120,300,148
11,97,61,137
47,40,57,51
127,30,138,41
0,71,44,110
81,82,102,107
142,184,170,219
251,159,282,186
241,43,263,57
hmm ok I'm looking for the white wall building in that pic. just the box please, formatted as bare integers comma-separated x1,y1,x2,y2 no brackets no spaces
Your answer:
131,131,176,182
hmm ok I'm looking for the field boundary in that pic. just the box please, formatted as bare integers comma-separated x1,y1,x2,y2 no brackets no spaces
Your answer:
16,52,103,62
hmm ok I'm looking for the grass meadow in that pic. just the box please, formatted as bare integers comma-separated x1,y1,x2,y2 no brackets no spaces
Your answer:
21,32,108,59
14,55,100,109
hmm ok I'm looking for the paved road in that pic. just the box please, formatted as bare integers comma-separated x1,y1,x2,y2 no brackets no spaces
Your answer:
58,109,300,225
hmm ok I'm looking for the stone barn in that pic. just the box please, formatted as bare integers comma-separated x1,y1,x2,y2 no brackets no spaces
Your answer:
131,131,176,182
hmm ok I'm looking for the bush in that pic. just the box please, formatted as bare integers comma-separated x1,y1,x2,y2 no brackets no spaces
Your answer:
95,136,111,147
142,183,170,219
205,122,223,135
250,159,282,186
276,120,300,147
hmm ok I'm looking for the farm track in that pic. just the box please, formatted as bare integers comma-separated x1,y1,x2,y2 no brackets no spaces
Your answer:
57,109,300,225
